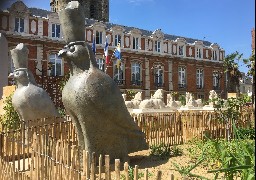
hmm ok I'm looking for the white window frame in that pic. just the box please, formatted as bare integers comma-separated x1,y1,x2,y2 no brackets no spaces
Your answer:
212,50,218,60
131,62,141,85
213,71,220,88
96,58,104,71
96,31,103,44
133,37,139,50
49,54,63,76
52,23,60,38
196,48,202,59
178,66,186,88
114,34,121,46
154,41,161,52
154,66,164,87
15,17,24,33
196,69,204,89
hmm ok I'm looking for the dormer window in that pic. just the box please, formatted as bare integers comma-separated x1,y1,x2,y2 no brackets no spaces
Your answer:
154,41,161,52
178,45,184,56
114,34,121,46
96,31,103,44
196,48,202,59
212,50,218,60
133,37,139,50
15,17,24,33
52,24,60,38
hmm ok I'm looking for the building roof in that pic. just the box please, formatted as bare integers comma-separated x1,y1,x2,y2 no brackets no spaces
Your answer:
28,7,213,46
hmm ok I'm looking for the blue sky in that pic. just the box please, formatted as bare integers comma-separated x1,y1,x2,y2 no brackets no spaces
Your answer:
1,0,255,73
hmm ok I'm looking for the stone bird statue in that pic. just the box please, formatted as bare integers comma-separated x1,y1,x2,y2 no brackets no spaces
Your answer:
11,43,60,126
58,1,148,161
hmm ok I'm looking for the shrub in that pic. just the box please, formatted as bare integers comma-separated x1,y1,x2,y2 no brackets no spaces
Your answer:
0,93,20,131
150,143,182,160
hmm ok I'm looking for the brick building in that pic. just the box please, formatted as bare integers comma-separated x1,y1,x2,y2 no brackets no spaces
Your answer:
0,1,225,106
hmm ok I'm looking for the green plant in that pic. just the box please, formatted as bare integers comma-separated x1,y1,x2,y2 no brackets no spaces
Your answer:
178,94,186,106
236,127,255,140
0,93,20,131
170,157,209,179
126,90,137,101
150,143,171,160
120,166,152,180
57,107,66,117
150,144,182,160
59,72,70,91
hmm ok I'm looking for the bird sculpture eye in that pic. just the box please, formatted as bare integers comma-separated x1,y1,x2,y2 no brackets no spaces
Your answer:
69,45,75,53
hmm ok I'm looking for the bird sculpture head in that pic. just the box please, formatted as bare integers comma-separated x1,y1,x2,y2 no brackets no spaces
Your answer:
58,1,97,72
10,43,30,87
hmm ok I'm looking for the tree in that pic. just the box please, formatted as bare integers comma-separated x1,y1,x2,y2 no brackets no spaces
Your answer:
223,51,243,97
243,50,255,105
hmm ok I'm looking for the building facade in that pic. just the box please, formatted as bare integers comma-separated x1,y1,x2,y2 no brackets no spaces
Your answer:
50,0,109,22
0,1,225,106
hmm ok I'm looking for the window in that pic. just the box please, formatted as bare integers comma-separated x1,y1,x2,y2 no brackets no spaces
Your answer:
133,37,139,50
49,54,63,76
15,18,24,33
178,45,184,56
114,34,121,46
154,66,164,87
96,31,103,44
113,60,124,85
96,58,104,71
154,41,161,52
196,48,202,59
52,24,60,38
178,66,186,88
196,69,204,89
212,50,218,60
131,62,141,85
213,71,220,90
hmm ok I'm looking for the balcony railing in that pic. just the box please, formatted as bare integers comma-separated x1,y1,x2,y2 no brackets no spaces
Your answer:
114,79,125,86
196,85,204,89
131,80,143,86
213,86,220,90
154,83,164,88
178,84,186,89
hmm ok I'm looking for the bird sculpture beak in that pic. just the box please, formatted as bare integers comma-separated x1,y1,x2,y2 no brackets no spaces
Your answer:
58,49,68,58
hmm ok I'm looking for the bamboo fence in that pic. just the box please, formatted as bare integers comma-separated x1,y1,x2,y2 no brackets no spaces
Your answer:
0,109,254,179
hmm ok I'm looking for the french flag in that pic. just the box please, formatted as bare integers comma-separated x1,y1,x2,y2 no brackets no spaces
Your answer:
104,36,110,65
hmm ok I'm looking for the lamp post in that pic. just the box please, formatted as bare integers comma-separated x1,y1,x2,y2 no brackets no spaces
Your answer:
34,60,53,87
